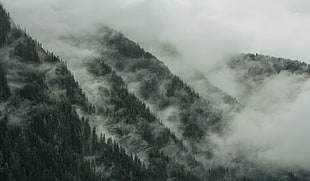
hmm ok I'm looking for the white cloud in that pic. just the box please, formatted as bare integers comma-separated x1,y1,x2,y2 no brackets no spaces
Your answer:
3,0,310,69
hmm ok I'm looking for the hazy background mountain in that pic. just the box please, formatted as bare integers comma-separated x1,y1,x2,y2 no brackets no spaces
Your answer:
214,53,310,170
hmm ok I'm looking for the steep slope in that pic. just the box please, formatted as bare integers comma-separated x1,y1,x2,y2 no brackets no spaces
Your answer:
100,30,224,140
80,59,206,179
2,3,310,180
186,72,242,115
96,32,310,181
57,29,230,176
0,5,203,181
50,27,310,180
0,4,10,47
63,28,226,156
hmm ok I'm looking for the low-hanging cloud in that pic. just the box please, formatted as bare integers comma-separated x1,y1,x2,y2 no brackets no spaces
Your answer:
209,71,310,169
4,0,310,72
3,0,310,171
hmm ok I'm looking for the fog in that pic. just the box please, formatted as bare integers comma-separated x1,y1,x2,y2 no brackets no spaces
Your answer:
210,71,310,169
4,0,310,67
2,0,310,170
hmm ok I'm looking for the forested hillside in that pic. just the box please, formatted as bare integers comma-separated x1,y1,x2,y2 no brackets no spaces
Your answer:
1,3,310,180
223,53,310,105
229,53,310,86
0,5,203,181
65,28,227,158
56,26,310,180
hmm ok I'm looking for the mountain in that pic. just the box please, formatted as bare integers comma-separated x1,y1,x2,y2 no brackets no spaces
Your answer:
229,53,310,87
1,4,310,181
224,53,310,107
65,28,229,140
0,5,203,181
53,27,310,180
59,28,240,175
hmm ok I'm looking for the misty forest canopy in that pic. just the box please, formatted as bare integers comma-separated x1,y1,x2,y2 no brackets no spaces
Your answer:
1,4,310,181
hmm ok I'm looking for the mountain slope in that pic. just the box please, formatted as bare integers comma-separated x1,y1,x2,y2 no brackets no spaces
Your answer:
52,27,310,180
100,29,224,140
62,28,226,159
58,29,233,177
0,5,204,181
0,7,206,180
2,4,310,180
0,4,10,47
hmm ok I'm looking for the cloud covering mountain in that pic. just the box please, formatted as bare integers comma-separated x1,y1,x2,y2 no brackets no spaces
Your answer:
2,0,310,176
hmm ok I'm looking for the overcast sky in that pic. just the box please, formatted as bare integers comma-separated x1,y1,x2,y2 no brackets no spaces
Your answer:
2,0,310,66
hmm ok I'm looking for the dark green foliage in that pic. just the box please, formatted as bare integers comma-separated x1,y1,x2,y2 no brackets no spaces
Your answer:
14,37,39,62
93,135,203,181
283,60,305,73
105,32,151,59
0,4,10,47
1,97,171,180
129,58,169,77
88,60,204,180
228,53,310,99
89,60,157,124
0,57,191,181
148,149,169,180
93,135,148,181
231,53,310,78
0,48,99,180
139,78,159,100
168,162,204,181
183,122,204,139
204,165,310,181
110,84,156,123
89,59,181,147
0,102,101,181
0,96,200,181
100,31,223,141
0,18,180,180
54,64,94,112
88,59,112,76
0,64,11,100
19,72,47,102
166,76,206,139
11,26,24,39
2,5,310,180
0,18,202,180
166,76,199,100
